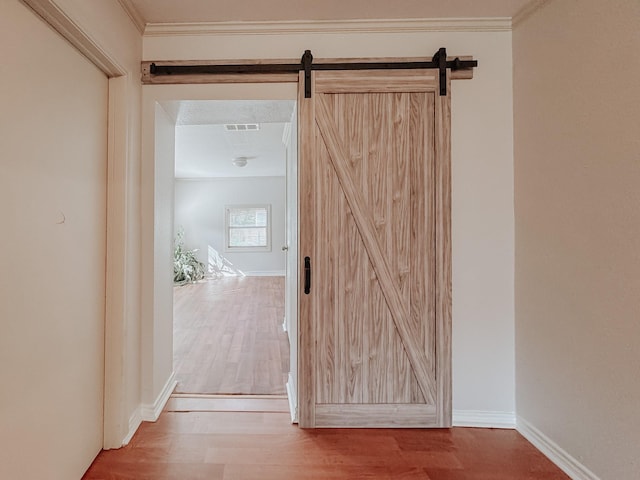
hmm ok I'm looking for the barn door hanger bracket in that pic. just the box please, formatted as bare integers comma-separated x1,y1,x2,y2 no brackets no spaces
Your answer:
432,47,448,96
302,50,313,99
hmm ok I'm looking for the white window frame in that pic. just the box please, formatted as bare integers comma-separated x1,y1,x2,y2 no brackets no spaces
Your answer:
224,204,272,253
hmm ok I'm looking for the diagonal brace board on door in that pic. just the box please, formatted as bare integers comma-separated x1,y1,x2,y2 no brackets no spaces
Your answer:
314,94,438,405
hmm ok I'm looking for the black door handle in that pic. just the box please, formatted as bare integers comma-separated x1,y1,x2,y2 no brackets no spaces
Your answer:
304,256,311,294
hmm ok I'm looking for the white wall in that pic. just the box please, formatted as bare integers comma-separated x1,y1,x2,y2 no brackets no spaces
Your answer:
0,1,108,478
154,104,177,401
73,1,144,447
514,1,640,478
140,104,177,414
16,0,144,450
143,23,516,419
175,177,287,275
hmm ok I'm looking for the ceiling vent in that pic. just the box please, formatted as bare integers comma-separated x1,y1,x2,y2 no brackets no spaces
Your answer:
225,123,260,131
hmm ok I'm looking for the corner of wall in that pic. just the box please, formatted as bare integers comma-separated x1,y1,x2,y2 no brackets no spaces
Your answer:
141,373,177,422
517,416,601,480
122,407,142,447
453,410,516,429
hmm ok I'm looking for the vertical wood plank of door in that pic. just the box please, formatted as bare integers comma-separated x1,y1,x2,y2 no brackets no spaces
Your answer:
366,92,391,404
413,91,436,404
298,70,451,428
328,92,368,405
297,71,315,428
316,94,437,404
435,74,453,426
390,92,413,404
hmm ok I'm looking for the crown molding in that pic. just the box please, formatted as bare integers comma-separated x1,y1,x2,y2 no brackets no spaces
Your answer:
144,17,512,37
512,0,552,28
20,0,125,76
117,0,146,34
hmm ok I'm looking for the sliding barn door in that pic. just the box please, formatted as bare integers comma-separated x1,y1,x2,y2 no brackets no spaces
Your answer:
298,69,451,428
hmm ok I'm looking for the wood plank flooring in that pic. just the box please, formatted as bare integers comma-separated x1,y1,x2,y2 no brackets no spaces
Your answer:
83,398,570,480
173,276,289,395
85,276,570,479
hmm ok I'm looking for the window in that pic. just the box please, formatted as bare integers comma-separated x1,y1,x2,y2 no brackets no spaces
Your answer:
224,205,271,252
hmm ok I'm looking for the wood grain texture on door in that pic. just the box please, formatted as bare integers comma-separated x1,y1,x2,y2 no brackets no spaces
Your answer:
299,70,451,428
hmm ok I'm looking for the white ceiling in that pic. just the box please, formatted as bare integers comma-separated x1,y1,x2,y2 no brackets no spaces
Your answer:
126,0,535,24
169,100,295,179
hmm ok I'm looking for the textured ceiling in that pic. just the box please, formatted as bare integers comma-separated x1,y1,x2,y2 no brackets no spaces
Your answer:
167,100,295,178
162,100,295,126
126,0,535,24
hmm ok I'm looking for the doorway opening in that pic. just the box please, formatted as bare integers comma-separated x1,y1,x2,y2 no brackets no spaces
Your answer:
167,99,298,416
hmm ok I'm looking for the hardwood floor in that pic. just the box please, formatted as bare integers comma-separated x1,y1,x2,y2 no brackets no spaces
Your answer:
85,277,570,479
83,398,569,480
173,276,289,395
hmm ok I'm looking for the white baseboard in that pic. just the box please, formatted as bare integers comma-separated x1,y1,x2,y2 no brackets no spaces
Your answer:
517,416,600,480
453,410,516,428
141,373,177,422
286,373,298,424
243,270,286,277
123,407,142,445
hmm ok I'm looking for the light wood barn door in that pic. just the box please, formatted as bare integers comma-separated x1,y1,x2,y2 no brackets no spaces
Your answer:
298,69,452,428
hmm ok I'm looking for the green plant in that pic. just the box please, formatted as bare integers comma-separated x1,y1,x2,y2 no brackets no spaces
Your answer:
173,228,206,285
